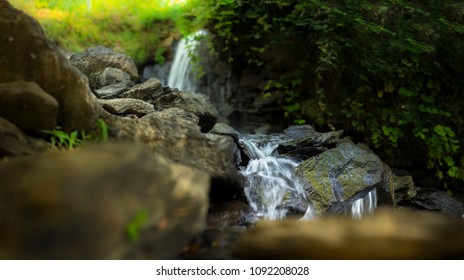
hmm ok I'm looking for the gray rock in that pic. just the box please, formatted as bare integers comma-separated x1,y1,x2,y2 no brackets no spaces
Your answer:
295,142,384,215
102,113,240,189
277,125,343,159
207,201,258,228
94,82,134,99
0,117,49,157
0,143,209,259
405,188,464,218
98,67,131,88
0,2,100,132
121,77,164,103
70,46,139,90
233,209,464,259
99,98,155,116
210,123,240,141
0,81,58,132
379,163,417,206
154,90,219,132
144,108,199,127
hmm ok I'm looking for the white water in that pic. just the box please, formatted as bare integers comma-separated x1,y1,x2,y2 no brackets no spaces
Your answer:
351,188,377,219
239,134,377,220
166,30,376,221
167,30,207,91
239,134,315,220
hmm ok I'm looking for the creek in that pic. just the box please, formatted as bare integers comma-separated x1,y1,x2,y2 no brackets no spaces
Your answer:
162,31,377,220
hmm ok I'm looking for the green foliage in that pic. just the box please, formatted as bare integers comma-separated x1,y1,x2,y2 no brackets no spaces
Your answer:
9,0,186,64
125,210,149,242
42,126,84,150
42,118,109,150
185,0,464,185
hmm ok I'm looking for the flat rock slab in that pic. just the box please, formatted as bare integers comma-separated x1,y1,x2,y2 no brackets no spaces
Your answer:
99,98,155,116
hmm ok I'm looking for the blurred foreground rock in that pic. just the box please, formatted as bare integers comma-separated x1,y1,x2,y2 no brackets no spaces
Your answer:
0,1,100,132
0,143,209,259
233,209,464,259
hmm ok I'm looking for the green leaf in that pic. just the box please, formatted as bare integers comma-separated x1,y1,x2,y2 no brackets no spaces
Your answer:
434,125,447,137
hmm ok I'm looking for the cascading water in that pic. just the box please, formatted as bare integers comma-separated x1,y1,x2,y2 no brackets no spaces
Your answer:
239,133,377,220
351,188,377,219
239,134,315,220
165,31,377,221
167,30,207,91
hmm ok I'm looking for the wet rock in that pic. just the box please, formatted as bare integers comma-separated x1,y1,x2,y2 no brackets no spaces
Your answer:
0,81,58,132
277,125,343,159
154,90,219,132
181,227,245,260
0,117,49,157
102,113,241,195
145,108,199,127
99,98,155,117
207,201,257,228
121,77,164,103
98,67,131,88
0,2,100,132
233,209,464,259
70,46,139,90
378,163,417,206
295,142,384,215
400,188,464,218
0,143,209,259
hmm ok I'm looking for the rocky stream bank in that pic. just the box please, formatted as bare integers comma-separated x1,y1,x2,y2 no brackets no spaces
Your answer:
1,1,464,259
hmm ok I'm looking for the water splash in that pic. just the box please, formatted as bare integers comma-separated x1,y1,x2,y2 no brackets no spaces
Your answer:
351,188,377,219
167,30,207,91
239,134,314,220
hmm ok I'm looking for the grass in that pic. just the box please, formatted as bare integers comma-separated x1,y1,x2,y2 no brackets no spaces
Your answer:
9,0,191,64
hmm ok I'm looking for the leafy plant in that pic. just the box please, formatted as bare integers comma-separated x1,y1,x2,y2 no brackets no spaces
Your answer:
42,118,109,150
125,210,149,242
183,0,464,185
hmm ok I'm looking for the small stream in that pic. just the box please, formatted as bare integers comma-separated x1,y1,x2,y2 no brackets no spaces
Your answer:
163,31,377,221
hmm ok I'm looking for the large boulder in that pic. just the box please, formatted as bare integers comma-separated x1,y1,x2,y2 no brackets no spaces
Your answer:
295,142,385,215
232,209,464,259
102,113,242,195
154,90,219,132
0,117,49,157
0,2,100,132
0,81,58,132
0,143,209,259
69,46,139,90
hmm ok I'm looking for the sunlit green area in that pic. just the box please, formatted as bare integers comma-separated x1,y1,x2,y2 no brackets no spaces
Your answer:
9,0,192,63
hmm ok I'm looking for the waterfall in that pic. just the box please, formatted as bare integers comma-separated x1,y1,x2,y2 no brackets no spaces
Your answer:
239,134,315,220
167,30,207,91
351,188,377,219
239,134,377,220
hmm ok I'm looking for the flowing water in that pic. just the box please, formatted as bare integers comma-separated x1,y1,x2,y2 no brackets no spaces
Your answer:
167,30,207,91
239,134,315,220
166,30,377,221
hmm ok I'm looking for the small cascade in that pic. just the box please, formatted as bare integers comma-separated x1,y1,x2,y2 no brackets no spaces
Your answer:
351,188,377,219
167,29,207,91
239,134,314,220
